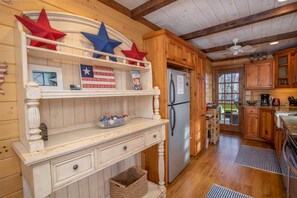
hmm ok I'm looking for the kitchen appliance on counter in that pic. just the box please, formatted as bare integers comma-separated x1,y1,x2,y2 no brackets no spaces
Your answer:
261,94,270,106
288,96,297,106
272,98,280,106
167,68,190,183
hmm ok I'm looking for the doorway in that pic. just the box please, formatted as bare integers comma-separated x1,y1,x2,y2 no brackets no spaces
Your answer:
215,68,244,132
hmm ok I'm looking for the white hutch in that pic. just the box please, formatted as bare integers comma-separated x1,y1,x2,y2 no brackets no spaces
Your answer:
12,11,167,198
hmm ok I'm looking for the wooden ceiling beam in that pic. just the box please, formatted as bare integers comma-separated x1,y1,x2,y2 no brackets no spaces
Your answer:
181,2,297,40
212,55,251,62
96,0,131,17
131,0,177,19
203,31,297,53
97,0,161,31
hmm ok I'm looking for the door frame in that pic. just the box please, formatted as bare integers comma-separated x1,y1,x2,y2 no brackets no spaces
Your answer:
213,66,244,133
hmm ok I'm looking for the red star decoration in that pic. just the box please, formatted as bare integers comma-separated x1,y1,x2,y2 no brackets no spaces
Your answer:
121,43,147,66
15,9,66,50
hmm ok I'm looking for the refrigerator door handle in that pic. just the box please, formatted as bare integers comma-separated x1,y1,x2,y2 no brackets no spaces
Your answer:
169,74,176,104
172,106,176,135
169,106,176,136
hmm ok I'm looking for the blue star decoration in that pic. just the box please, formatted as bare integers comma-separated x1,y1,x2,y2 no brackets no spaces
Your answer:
81,22,122,62
80,65,94,78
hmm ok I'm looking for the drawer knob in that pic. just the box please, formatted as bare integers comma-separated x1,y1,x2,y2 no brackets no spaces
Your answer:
153,134,157,138
123,146,127,150
73,164,79,170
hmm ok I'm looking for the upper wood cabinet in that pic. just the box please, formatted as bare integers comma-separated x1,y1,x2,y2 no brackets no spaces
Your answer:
245,60,274,90
165,34,196,69
274,47,297,88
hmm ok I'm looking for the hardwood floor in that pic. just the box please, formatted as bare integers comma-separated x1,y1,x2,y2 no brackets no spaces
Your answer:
167,132,286,198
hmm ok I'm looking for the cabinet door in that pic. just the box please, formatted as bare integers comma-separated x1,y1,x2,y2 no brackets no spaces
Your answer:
183,47,196,68
275,52,290,88
291,50,297,87
245,64,258,89
197,55,205,78
244,108,259,138
166,37,184,63
259,109,274,141
258,62,273,88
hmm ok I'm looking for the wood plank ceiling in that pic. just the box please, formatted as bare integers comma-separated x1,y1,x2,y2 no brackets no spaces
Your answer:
107,0,297,61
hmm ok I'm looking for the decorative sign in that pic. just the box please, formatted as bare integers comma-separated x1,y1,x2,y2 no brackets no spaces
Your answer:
130,70,142,90
80,65,116,89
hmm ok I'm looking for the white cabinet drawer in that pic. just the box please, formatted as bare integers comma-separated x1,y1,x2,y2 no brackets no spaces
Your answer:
51,152,95,189
98,136,144,165
144,129,161,146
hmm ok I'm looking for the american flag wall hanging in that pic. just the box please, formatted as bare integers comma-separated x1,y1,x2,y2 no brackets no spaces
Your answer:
80,65,116,89
0,62,8,95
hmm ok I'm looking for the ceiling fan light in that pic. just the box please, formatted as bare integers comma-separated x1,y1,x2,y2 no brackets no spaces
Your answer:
278,0,287,2
270,41,279,45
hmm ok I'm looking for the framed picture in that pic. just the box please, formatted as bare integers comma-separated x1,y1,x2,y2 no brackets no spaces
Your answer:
29,64,63,90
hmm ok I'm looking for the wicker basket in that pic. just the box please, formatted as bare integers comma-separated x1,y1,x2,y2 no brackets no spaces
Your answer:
110,166,148,198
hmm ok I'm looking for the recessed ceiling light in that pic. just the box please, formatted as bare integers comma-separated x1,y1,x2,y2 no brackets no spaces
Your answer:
278,0,287,2
270,41,279,45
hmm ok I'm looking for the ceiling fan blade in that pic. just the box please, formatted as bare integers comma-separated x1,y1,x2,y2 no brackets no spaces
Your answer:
240,45,253,51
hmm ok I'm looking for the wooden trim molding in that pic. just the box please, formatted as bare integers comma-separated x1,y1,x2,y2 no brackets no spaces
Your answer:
203,31,297,53
131,0,177,19
181,2,297,40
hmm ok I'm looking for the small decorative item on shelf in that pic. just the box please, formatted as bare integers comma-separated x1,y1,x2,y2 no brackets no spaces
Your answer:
246,100,258,106
39,123,48,141
69,85,81,90
131,70,142,90
249,53,268,63
121,43,147,67
81,22,122,62
15,9,66,50
110,166,148,198
29,64,63,90
98,114,128,128
80,65,116,89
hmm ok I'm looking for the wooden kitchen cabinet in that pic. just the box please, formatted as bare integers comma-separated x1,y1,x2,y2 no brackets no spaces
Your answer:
259,108,274,142
143,29,206,184
274,47,297,88
244,107,259,139
245,60,274,89
166,34,196,69
291,49,297,88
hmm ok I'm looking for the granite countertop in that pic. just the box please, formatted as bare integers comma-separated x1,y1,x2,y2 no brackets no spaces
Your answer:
281,116,297,135
243,105,297,112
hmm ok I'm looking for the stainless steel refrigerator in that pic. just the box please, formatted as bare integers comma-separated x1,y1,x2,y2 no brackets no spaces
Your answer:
167,68,190,183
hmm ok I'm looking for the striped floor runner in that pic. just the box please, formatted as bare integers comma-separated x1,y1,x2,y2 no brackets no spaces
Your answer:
206,184,251,198
234,145,282,174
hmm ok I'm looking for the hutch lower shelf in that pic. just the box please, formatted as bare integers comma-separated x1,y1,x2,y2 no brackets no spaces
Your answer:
13,118,168,198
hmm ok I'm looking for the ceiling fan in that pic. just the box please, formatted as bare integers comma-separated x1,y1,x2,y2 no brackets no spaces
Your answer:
222,38,256,56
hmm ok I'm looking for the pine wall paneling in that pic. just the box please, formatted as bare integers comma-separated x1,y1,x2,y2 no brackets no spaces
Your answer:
205,59,213,103
0,0,153,197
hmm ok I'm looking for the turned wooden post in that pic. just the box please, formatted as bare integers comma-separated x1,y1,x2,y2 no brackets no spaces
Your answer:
158,140,165,190
153,86,161,120
26,81,44,152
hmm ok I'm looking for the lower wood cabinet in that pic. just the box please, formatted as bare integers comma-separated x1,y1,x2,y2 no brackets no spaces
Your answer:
244,107,259,139
243,107,274,142
259,108,274,141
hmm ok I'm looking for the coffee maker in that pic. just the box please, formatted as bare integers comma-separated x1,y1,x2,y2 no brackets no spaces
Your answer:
261,94,270,106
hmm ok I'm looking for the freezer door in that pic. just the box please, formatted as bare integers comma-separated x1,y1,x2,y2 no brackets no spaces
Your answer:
167,68,190,104
168,102,190,183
